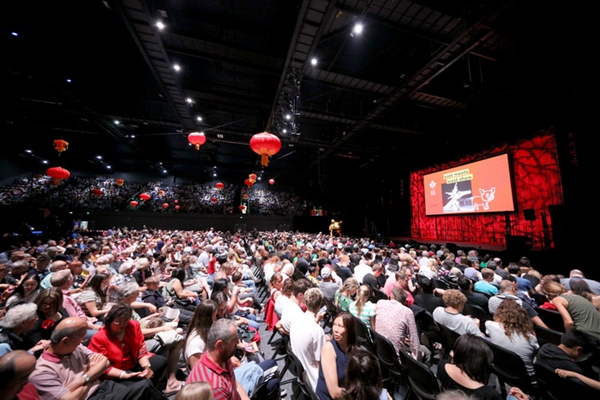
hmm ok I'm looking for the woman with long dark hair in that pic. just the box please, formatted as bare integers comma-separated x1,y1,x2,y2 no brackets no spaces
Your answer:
4,273,41,310
76,273,111,319
436,334,502,400
164,267,200,310
315,312,359,400
184,300,218,369
343,348,391,400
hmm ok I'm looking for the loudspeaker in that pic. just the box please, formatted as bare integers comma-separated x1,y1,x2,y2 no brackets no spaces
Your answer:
506,235,532,253
548,205,565,250
524,209,536,221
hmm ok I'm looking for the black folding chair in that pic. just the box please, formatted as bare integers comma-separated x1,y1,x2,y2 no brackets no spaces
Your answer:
371,329,408,394
398,347,442,400
485,340,538,398
462,303,491,334
534,307,565,333
352,314,375,354
534,362,596,400
436,322,461,351
534,325,563,346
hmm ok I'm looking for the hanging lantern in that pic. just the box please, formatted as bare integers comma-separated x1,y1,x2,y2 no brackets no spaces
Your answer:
116,178,125,187
188,132,206,150
269,179,275,185
175,205,180,210
249,173,257,183
211,197,217,203
53,139,69,155
243,194,249,200
130,201,138,207
174,199,178,204
158,190,165,196
215,182,224,190
139,193,151,201
46,166,70,185
244,179,252,188
239,205,246,211
91,188,103,196
249,131,281,167
162,203,169,209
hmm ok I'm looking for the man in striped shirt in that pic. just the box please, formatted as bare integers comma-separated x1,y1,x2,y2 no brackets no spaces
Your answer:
186,318,249,400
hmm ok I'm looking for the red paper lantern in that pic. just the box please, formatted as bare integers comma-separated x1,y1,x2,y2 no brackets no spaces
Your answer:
269,179,275,185
53,139,69,155
215,182,224,190
243,194,249,200
239,205,246,211
140,193,151,201
244,179,252,188
174,199,178,204
158,190,165,196
175,205,180,210
130,201,138,207
116,178,124,186
162,203,169,209
211,197,217,203
46,166,70,185
188,132,206,150
91,188,103,196
249,132,281,166
249,173,257,183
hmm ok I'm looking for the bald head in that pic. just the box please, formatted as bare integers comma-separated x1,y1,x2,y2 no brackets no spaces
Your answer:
0,350,36,398
51,317,87,346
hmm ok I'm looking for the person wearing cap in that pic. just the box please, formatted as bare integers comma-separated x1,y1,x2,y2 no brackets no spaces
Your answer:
318,266,340,302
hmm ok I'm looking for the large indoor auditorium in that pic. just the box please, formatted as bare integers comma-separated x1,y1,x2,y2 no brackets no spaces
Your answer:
0,1,594,400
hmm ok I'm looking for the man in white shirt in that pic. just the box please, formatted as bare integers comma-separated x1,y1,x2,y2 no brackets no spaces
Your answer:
290,288,326,391
352,259,372,284
276,279,313,334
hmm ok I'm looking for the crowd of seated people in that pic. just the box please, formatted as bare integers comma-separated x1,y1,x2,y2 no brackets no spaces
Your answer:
0,176,309,216
1,227,600,399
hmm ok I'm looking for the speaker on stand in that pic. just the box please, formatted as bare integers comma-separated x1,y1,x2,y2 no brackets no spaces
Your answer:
523,209,536,249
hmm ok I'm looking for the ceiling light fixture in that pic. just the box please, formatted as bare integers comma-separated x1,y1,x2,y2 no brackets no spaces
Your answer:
197,116,202,121
351,23,363,37
173,64,181,72
156,21,165,30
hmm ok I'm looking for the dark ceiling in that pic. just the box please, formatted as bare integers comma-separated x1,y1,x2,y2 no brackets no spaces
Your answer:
1,0,586,194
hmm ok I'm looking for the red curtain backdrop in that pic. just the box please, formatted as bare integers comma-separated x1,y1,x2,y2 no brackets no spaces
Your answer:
410,129,563,249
